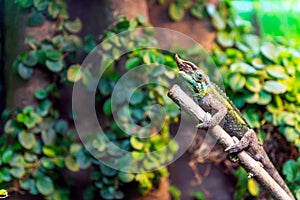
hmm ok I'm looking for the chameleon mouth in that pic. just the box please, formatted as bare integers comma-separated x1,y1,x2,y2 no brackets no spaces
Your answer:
175,54,194,73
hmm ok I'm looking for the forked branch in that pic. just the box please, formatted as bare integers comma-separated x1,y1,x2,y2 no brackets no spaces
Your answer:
168,85,294,200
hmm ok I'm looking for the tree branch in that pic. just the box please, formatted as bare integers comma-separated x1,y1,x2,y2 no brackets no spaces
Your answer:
168,85,293,200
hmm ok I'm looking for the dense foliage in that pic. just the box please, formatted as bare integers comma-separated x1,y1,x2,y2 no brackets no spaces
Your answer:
1,0,299,199
2,1,180,200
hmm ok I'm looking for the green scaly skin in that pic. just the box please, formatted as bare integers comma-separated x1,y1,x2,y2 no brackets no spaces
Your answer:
175,54,294,199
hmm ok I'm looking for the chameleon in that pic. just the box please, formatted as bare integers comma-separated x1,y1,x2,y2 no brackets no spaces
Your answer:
175,54,294,199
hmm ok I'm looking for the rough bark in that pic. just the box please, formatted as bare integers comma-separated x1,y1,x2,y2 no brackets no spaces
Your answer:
4,1,52,109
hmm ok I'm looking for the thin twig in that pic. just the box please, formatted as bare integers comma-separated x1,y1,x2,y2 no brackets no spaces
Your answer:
168,85,294,200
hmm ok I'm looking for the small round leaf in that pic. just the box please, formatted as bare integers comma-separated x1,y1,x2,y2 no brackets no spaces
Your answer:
18,63,33,80
67,64,82,82
217,31,234,47
229,73,246,90
18,131,36,149
168,3,184,21
263,81,286,94
45,60,63,72
36,176,54,195
118,172,135,183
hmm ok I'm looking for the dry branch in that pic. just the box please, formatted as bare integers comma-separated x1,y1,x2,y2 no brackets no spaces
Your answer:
168,84,294,200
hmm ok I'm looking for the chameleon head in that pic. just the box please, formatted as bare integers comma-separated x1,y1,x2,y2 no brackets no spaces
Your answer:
175,54,198,73
175,55,210,96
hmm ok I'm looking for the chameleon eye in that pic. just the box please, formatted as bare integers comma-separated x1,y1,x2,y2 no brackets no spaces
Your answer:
195,71,203,81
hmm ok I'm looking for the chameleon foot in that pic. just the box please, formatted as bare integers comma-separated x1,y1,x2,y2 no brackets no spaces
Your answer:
248,173,254,178
225,130,256,154
196,112,211,129
226,136,239,162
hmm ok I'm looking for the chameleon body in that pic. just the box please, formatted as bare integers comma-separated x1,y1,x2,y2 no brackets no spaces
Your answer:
175,55,294,199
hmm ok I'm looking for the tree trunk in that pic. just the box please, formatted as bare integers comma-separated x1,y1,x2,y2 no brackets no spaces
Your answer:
4,1,53,109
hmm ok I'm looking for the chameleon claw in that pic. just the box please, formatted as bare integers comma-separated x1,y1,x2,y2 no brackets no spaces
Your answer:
225,137,241,153
196,122,210,129
196,123,202,129
248,173,254,178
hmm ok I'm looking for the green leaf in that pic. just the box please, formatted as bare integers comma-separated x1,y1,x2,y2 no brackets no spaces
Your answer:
100,187,115,200
100,164,117,176
261,43,278,62
15,0,33,8
84,35,96,52
46,50,62,61
168,3,185,21
118,172,135,183
251,58,265,69
27,11,44,26
37,100,51,116
64,18,82,33
24,152,38,162
76,150,91,169
65,156,80,172
18,131,36,149
43,146,56,157
229,73,246,90
245,77,261,92
18,63,33,80
67,64,82,82
41,129,56,145
17,113,28,123
130,136,144,150
36,176,54,195
22,106,34,115
283,160,298,182
165,103,179,118
230,62,256,74
169,185,181,200
33,0,48,11
20,178,34,190
103,98,112,115
282,127,299,143
211,12,226,30
266,65,288,79
263,81,286,94
23,50,38,66
0,167,12,182
130,89,144,105
45,60,63,72
248,178,259,196
41,158,55,169
125,57,140,70
168,140,179,153
190,3,203,19
217,31,234,47
244,108,260,128
143,52,156,64
137,14,147,24
9,154,24,167
28,112,42,127
131,151,144,161
9,167,25,178
34,88,48,100
191,191,205,200
54,120,68,133
2,149,13,164
257,90,272,105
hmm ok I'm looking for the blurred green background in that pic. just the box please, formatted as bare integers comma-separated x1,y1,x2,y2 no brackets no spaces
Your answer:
232,0,300,40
